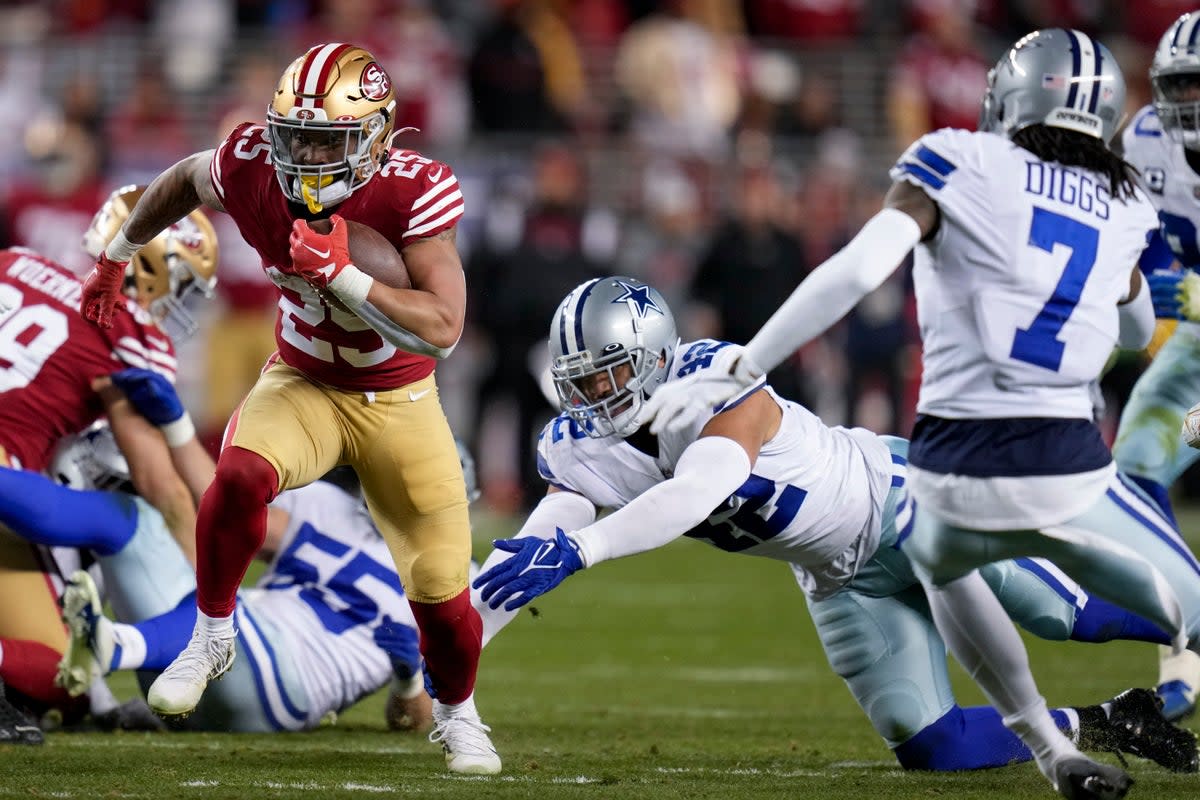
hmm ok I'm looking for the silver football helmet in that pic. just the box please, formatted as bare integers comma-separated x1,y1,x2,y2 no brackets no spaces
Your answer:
1152,12,1200,148
548,276,679,439
49,422,133,493
979,28,1126,144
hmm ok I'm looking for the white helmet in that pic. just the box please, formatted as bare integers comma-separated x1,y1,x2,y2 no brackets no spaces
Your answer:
49,422,133,493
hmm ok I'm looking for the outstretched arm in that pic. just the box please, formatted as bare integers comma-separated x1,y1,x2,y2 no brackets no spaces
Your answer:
0,468,138,555
475,391,781,611
647,182,933,434
81,151,222,326
743,181,934,375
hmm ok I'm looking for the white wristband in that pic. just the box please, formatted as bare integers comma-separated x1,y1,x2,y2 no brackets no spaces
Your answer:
328,264,374,309
161,413,196,448
103,229,141,263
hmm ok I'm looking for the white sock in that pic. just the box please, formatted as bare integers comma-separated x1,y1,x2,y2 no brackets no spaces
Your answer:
925,571,1079,773
88,676,118,715
438,693,478,718
196,610,235,639
109,621,147,672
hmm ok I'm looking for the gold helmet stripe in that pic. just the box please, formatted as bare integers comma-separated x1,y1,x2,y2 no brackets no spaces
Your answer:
296,42,354,110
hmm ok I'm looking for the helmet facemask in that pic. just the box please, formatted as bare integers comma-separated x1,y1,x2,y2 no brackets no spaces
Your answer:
267,109,391,213
1153,71,1200,149
553,341,664,439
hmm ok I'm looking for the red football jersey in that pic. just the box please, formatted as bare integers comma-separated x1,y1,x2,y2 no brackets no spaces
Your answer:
0,248,176,471
209,122,465,392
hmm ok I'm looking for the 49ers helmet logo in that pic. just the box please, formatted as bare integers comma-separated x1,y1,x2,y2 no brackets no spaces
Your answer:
360,62,391,101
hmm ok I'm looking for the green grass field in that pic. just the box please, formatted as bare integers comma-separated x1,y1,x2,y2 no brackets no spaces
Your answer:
6,507,1200,799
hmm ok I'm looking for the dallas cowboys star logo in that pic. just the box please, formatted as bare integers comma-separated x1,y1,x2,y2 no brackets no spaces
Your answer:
611,280,663,319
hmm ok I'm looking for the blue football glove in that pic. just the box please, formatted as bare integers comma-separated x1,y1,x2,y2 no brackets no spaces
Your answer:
109,367,185,425
1148,269,1186,319
373,615,422,681
472,527,584,611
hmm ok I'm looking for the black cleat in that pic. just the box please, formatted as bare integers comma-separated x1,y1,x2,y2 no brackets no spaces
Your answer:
93,698,167,733
0,679,43,745
1052,757,1133,800
1081,688,1200,773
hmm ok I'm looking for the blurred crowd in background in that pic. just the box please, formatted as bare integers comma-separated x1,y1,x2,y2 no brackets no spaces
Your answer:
0,0,1193,511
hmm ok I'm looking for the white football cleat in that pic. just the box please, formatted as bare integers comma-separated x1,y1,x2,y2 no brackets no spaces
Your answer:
57,571,112,697
147,628,236,717
429,698,502,775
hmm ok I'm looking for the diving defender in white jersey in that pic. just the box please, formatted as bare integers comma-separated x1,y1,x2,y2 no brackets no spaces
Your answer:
1112,10,1200,722
471,275,1197,774
643,29,1200,799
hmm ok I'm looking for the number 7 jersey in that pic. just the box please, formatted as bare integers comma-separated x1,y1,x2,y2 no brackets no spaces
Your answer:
891,128,1158,419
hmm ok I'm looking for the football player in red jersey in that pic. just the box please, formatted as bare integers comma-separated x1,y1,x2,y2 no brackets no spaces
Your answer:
77,43,499,774
0,184,217,725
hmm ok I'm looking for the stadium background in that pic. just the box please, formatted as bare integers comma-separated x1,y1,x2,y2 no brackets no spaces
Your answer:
5,3,1200,797
5,0,1194,514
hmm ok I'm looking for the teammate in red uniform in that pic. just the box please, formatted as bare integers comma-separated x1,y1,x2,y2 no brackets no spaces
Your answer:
78,43,499,774
0,184,216,726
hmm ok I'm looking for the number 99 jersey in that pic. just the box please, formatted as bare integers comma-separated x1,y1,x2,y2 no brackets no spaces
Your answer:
891,128,1159,420
0,248,176,471
535,340,898,599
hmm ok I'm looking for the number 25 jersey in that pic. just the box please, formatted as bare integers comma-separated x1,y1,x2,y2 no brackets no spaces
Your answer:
210,122,465,392
892,128,1158,420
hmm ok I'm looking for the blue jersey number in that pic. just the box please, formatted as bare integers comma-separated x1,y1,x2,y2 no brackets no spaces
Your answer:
685,474,807,552
676,340,731,378
1010,207,1100,372
267,523,405,634
1159,211,1200,266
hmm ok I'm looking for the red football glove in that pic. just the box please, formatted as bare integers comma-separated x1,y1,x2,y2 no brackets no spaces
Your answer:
289,215,351,289
80,254,129,328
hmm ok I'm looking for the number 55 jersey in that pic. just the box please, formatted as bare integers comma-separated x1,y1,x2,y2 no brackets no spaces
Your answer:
891,128,1158,421
0,248,176,471
535,340,900,600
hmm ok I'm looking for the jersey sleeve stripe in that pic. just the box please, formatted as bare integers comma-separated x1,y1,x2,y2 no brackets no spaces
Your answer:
211,142,227,200
411,176,459,214
408,189,463,228
896,162,947,191
915,145,957,177
404,205,464,238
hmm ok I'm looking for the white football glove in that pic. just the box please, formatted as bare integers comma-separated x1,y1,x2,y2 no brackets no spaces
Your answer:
1182,400,1200,449
645,353,764,436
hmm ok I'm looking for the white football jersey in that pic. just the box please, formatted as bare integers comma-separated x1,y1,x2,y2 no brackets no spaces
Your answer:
246,482,415,727
891,129,1158,419
1122,106,1200,270
537,340,898,598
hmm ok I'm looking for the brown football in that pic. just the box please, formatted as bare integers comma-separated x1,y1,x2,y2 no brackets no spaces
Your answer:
307,217,411,289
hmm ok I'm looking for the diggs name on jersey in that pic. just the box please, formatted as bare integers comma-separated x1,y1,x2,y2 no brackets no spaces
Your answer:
1024,161,1111,221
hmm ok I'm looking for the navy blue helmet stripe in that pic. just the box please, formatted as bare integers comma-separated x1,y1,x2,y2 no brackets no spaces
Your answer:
1189,15,1200,47
1173,17,1185,49
558,293,572,354
572,278,600,352
915,145,957,177
1064,29,1082,109
1087,36,1103,114
897,162,946,191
